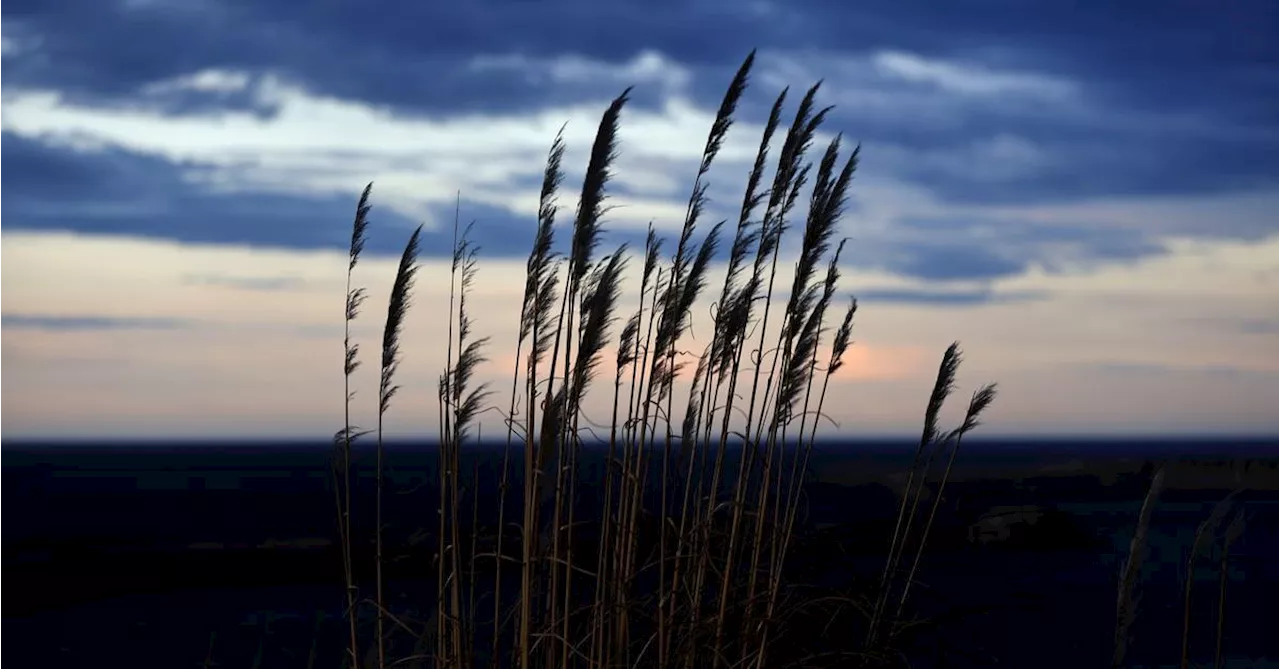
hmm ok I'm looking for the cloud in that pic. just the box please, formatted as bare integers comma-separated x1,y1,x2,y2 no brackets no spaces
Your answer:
1,314,189,331
2,131,605,257
468,51,692,93
180,273,308,292
1229,318,1278,336
870,50,1075,99
3,117,1266,285
1174,315,1279,338
4,0,1274,286
7,0,1269,127
856,287,1046,306
4,1,1273,211
1084,361,1274,379
844,213,1167,282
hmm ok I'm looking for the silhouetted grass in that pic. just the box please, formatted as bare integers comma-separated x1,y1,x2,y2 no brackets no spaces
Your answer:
334,51,1013,668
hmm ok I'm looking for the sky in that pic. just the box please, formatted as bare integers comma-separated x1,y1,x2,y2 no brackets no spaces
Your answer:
1,0,1276,440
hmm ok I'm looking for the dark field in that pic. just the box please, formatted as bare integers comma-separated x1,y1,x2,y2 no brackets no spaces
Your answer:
3,438,1276,668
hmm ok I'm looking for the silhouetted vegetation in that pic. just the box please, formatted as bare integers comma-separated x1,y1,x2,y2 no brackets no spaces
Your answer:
331,51,1004,668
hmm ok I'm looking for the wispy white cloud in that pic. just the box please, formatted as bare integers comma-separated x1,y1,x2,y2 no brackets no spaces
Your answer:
140,68,254,95
871,50,1077,99
1,73,745,230
468,50,692,91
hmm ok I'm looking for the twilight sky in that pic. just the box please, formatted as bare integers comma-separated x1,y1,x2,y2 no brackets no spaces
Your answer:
1,0,1276,439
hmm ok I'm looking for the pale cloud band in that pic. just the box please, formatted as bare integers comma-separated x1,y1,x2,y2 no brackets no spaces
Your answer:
2,230,1274,438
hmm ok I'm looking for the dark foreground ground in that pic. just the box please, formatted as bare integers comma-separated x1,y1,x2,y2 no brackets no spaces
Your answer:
3,438,1276,668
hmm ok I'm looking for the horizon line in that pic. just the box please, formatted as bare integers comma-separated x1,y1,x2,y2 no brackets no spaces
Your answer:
4,434,1277,446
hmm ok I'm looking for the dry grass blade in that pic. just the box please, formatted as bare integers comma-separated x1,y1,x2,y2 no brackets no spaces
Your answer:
778,240,846,425
535,85,632,669
452,241,493,444
781,137,845,327
1215,510,1246,669
540,85,631,463
376,224,423,669
712,78,831,669
495,131,566,668
722,86,783,298
1114,466,1166,669
1181,490,1241,669
654,222,724,400
338,182,373,667
895,383,998,619
668,49,753,302
871,342,962,644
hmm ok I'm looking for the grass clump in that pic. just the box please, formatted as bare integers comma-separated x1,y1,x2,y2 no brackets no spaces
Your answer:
332,51,998,668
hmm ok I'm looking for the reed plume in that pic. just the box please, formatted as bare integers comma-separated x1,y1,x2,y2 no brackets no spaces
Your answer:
376,224,423,669
337,183,373,668
870,342,962,644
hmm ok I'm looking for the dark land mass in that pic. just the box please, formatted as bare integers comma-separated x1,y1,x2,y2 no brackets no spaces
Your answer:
3,438,1277,668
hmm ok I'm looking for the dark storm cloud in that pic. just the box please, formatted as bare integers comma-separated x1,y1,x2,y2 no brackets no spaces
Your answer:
0,132,417,255
2,0,712,116
2,0,1273,277
0,133,1177,280
880,127,1276,207
0,133,651,259
5,0,1271,126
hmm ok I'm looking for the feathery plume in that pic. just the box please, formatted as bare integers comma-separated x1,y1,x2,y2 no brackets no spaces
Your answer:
571,249,628,408
379,226,424,414
521,131,566,344
921,342,962,447
828,297,858,374
348,183,372,271
617,312,641,371
569,89,630,293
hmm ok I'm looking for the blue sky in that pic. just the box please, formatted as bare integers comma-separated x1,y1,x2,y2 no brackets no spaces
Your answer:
1,0,1276,438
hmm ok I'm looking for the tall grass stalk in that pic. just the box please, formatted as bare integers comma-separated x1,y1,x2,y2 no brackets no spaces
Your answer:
1215,510,1245,669
337,183,372,667
333,50,996,669
377,224,423,669
1180,491,1240,669
895,384,998,621
1113,465,1165,669
868,342,962,645
493,129,566,669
